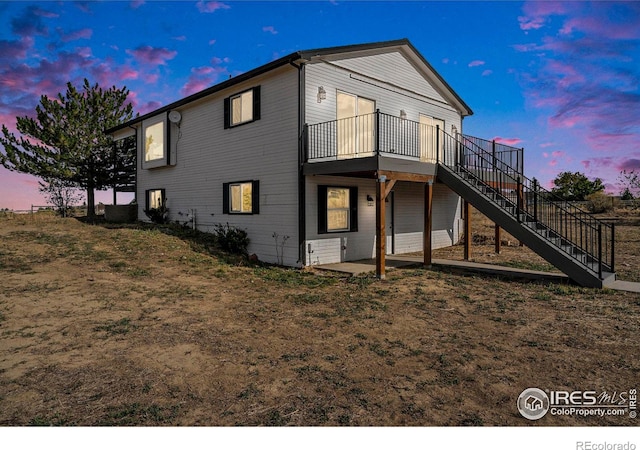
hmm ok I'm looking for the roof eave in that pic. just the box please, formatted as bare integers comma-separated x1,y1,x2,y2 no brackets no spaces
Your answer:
106,51,303,134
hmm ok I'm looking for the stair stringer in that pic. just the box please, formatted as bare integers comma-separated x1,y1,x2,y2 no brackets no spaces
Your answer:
438,165,614,288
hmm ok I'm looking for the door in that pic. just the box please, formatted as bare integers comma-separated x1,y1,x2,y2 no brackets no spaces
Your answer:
419,115,445,162
337,92,375,158
385,191,394,255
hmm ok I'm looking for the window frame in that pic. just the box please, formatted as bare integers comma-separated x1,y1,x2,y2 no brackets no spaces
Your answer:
317,185,358,234
224,86,261,129
141,114,170,169
223,180,260,215
145,188,166,211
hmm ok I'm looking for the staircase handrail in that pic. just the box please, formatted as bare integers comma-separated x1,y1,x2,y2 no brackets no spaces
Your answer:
442,129,614,273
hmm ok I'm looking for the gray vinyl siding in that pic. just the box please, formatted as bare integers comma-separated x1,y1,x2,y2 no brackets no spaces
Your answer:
305,176,461,266
136,65,300,266
305,50,462,133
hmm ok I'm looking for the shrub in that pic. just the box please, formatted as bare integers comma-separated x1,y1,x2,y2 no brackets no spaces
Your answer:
586,192,615,214
213,223,249,255
144,198,169,224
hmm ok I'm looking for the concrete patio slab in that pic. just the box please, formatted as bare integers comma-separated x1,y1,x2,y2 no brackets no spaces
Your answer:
315,255,640,292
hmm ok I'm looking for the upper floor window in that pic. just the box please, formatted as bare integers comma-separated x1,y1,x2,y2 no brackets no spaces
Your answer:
142,115,169,169
224,86,261,128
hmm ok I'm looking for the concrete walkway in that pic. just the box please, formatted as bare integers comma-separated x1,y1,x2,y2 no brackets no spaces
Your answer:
315,255,640,293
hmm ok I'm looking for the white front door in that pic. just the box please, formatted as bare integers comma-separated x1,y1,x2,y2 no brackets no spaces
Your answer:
337,92,375,158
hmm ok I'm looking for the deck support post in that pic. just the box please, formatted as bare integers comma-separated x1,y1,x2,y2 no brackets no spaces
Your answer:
376,175,386,280
464,200,472,260
423,181,433,267
494,224,501,254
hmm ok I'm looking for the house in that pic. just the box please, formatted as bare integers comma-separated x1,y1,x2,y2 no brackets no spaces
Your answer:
525,395,543,412
107,39,615,288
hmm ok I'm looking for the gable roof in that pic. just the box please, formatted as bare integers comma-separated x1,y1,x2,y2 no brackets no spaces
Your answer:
107,39,472,134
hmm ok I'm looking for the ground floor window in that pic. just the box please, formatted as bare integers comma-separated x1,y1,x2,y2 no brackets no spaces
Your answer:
223,180,260,214
318,185,358,234
146,189,165,210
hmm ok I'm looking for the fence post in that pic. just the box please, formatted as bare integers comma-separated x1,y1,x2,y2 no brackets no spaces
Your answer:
533,178,538,222
516,176,522,223
611,223,615,273
598,223,603,279
492,139,496,171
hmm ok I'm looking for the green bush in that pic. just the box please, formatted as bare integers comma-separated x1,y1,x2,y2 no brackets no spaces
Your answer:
213,223,249,255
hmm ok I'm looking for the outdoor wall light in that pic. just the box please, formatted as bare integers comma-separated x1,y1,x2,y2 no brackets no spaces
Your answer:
400,110,407,120
317,86,326,103
367,195,374,206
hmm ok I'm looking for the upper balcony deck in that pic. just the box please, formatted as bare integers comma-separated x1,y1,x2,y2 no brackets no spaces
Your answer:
303,110,524,180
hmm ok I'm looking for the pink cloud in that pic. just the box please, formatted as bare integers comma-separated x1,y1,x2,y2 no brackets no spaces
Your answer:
493,137,523,146
543,152,549,158
57,27,93,43
126,45,177,66
0,37,33,62
468,60,485,67
32,7,59,19
518,16,545,31
143,73,159,84
76,46,92,58
262,26,278,35
617,158,640,171
481,69,493,77
548,160,558,167
130,0,145,9
551,151,565,158
540,142,555,148
208,39,217,45
180,63,228,97
173,35,187,41
196,1,230,13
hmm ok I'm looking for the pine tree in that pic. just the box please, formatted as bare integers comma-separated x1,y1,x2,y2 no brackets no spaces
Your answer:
0,79,134,218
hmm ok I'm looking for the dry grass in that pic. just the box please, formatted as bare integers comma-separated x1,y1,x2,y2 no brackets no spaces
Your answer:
0,211,638,426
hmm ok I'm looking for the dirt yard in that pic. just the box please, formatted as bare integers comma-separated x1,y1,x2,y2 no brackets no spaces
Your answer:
1,210,638,426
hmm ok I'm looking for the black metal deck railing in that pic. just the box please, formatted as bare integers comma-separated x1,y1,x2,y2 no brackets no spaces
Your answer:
440,130,615,278
305,110,524,167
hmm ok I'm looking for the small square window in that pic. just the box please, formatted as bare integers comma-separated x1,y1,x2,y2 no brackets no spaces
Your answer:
148,189,164,209
223,180,260,215
224,86,261,129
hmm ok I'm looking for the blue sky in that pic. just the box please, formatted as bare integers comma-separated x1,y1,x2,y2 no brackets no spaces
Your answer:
1,1,639,209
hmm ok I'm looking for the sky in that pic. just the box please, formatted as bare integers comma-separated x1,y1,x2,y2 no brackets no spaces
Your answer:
1,0,639,209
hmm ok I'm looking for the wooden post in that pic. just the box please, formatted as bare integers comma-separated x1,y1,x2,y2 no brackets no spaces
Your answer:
495,224,501,254
464,200,471,260
424,181,433,267
376,176,386,280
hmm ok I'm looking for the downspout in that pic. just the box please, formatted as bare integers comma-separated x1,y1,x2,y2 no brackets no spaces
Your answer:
290,60,306,266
